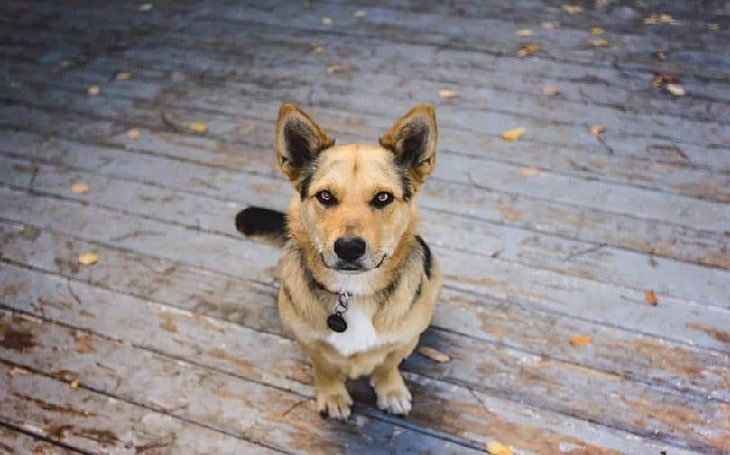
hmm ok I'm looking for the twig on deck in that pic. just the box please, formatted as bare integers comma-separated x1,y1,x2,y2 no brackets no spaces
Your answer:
160,111,191,134
563,243,607,262
110,230,164,242
67,279,82,305
281,398,312,418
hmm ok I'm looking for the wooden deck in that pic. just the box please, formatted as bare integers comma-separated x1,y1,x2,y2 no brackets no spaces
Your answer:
1,0,729,453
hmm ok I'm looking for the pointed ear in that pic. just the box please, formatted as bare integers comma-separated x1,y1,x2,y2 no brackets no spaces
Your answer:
275,103,335,183
379,104,437,188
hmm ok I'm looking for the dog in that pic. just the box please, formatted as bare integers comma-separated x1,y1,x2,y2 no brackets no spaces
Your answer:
235,103,441,419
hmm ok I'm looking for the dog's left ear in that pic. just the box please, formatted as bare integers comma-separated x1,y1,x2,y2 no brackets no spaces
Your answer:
275,103,335,184
379,104,438,189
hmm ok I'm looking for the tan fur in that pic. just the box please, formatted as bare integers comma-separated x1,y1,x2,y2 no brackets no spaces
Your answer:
274,103,441,419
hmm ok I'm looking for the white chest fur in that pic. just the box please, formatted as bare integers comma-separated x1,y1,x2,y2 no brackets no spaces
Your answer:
326,303,388,356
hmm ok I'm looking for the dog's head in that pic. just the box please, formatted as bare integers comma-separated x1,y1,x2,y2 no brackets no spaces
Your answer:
276,103,437,274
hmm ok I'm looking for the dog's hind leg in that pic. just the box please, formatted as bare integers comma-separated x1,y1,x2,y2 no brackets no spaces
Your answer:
369,337,419,416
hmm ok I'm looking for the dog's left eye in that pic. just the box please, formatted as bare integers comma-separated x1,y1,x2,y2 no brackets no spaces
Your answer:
372,191,394,208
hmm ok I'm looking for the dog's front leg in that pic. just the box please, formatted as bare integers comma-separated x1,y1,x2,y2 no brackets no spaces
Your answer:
300,344,352,419
369,337,418,416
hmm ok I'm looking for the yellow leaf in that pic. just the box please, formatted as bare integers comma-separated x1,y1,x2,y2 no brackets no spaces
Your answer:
115,72,132,80
569,334,592,346
77,252,99,266
589,125,606,136
87,86,100,96
708,23,719,31
516,43,540,57
588,38,610,47
590,27,605,35
500,127,526,142
665,83,686,96
326,65,343,74
561,4,583,14
542,86,560,96
321,17,333,25
126,128,141,139
417,346,451,363
514,28,533,36
189,122,208,134
438,89,458,99
309,42,325,53
541,21,560,30
353,10,367,18
486,441,514,455
519,166,541,177
69,380,79,389
138,3,153,11
71,182,89,194
643,13,674,25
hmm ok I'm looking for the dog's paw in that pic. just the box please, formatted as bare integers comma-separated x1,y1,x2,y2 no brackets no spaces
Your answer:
373,378,412,416
316,387,353,420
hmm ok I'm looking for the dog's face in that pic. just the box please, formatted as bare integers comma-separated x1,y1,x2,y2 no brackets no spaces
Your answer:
275,104,437,273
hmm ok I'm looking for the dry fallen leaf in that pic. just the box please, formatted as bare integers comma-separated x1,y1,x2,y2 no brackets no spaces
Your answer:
516,43,541,57
115,71,132,80
520,166,542,177
326,65,343,74
569,334,592,346
353,10,367,18
541,21,560,30
590,27,605,35
542,86,560,96
500,207,520,222
665,83,686,96
418,346,451,363
500,127,526,142
588,38,610,47
589,125,606,136
651,73,680,87
594,0,610,8
189,122,208,134
652,51,667,61
87,85,100,96
69,380,79,389
71,181,89,194
309,42,325,53
645,290,659,306
77,252,99,266
138,3,153,11
321,17,333,25
126,128,141,139
562,4,583,14
643,13,674,25
486,441,514,455
438,89,458,99
514,28,533,36
708,23,719,31
9,366,31,376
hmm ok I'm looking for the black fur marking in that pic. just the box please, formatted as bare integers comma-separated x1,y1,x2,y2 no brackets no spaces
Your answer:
283,119,315,169
416,235,432,279
399,122,429,167
282,284,294,305
235,207,286,237
391,156,413,202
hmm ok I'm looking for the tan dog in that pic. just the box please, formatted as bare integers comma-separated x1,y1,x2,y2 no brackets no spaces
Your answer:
236,103,441,419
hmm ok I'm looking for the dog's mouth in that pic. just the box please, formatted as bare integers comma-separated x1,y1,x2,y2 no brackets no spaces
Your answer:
321,253,387,273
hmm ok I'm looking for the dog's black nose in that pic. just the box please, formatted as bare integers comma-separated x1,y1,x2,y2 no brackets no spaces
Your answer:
334,237,367,262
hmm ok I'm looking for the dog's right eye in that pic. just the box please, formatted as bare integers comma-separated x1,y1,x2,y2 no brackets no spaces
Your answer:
315,190,337,206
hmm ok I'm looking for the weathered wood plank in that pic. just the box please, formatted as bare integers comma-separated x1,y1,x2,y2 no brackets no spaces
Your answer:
0,100,727,271
3,38,729,173
0,425,78,454
1,219,728,406
0,266,715,454
0,311,477,454
1,144,727,310
0,362,277,454
2,174,729,355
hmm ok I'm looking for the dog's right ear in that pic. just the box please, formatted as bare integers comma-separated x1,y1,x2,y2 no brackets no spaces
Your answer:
275,103,335,184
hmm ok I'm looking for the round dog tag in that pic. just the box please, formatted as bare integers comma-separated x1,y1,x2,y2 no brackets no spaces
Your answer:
327,313,347,333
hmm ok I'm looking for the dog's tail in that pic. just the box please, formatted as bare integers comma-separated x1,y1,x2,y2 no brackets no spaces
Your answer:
235,207,287,245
